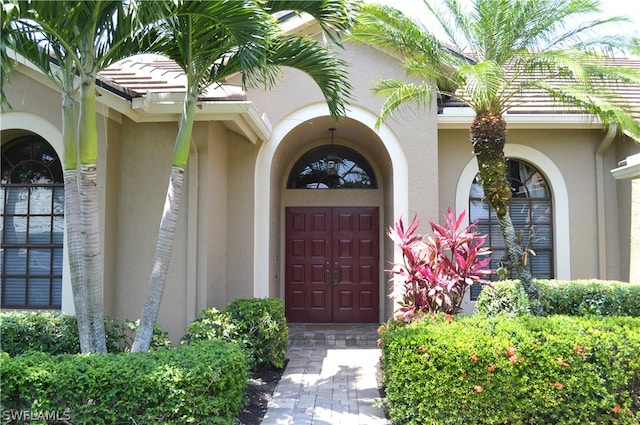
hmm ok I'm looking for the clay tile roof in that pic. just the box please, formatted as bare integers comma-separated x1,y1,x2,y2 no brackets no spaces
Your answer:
97,54,246,101
439,57,640,121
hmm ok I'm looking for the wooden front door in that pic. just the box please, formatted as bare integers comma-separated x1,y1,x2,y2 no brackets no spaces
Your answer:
285,207,379,323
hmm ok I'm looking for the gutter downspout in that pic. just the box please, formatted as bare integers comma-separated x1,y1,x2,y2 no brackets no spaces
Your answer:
595,125,617,279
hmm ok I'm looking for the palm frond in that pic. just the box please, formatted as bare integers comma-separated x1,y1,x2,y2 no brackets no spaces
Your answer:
371,79,435,128
265,0,358,46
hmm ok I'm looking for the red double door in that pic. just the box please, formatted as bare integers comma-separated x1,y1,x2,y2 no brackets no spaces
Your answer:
285,207,379,323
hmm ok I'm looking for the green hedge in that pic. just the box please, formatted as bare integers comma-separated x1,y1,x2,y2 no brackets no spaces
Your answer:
0,339,248,425
476,279,640,317
379,314,640,424
0,311,172,356
182,298,288,370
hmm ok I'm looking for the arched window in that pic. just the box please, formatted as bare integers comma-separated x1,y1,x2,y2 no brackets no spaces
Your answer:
469,159,553,299
1,135,64,309
287,145,377,189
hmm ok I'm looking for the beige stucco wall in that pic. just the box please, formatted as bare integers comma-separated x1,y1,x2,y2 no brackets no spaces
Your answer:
613,138,640,282
630,179,640,283
110,118,256,341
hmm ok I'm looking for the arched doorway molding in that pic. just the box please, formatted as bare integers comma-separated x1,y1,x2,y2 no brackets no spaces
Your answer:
455,144,571,279
1,111,73,312
253,102,408,297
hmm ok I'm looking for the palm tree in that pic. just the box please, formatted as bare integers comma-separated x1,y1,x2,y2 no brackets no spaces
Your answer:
131,0,355,352
4,0,156,352
350,0,640,315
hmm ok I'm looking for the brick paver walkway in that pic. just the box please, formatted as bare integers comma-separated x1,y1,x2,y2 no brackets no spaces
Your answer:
261,346,389,424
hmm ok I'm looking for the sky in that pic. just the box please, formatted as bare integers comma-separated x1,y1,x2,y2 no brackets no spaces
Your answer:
370,0,640,43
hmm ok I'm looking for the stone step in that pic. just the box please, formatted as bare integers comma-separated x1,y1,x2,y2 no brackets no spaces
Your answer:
287,323,380,348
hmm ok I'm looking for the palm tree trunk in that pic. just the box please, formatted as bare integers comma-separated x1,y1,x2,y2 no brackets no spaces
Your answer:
62,82,91,353
131,166,185,352
471,111,544,316
79,74,107,353
63,170,90,352
132,96,195,353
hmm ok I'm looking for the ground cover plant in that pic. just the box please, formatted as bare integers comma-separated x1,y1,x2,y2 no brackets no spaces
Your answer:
378,314,640,424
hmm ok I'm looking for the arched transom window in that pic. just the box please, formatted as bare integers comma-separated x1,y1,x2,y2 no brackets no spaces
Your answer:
287,145,377,189
1,135,64,309
469,158,553,299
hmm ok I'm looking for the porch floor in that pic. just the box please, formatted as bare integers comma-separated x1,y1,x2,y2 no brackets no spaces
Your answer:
287,323,380,348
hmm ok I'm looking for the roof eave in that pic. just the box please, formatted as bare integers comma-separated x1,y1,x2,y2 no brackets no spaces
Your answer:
438,111,605,130
611,152,640,179
128,92,272,144
8,54,271,144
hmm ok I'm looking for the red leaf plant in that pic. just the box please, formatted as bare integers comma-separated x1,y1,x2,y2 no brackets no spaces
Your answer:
388,208,493,320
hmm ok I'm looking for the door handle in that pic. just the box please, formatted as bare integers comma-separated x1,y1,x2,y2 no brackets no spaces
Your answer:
325,261,330,286
334,261,339,286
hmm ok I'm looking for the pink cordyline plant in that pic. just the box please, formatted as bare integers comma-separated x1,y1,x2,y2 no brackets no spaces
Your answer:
388,208,493,320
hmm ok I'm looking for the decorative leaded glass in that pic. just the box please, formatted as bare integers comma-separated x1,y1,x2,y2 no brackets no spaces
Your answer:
287,145,377,189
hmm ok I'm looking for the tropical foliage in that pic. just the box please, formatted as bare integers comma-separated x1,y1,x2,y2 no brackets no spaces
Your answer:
3,0,355,353
131,0,355,352
2,0,158,352
351,0,640,315
387,209,493,319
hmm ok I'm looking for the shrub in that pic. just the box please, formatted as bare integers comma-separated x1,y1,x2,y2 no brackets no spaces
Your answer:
0,340,248,425
476,279,640,317
181,308,239,344
0,311,80,355
538,279,640,317
474,279,532,317
227,298,288,369
379,314,640,424
0,311,171,356
182,298,288,370
387,209,493,319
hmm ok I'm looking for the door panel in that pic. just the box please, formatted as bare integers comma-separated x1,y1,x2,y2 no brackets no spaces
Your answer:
285,207,379,323
285,207,332,322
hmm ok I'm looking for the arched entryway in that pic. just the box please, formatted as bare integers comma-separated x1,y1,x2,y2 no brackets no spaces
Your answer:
253,104,407,323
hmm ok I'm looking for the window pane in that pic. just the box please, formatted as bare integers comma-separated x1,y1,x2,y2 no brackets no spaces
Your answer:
3,278,26,305
30,186,53,214
510,200,530,224
4,248,26,274
53,248,63,274
52,277,62,306
287,145,377,189
531,225,552,248
29,248,51,273
27,278,50,306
